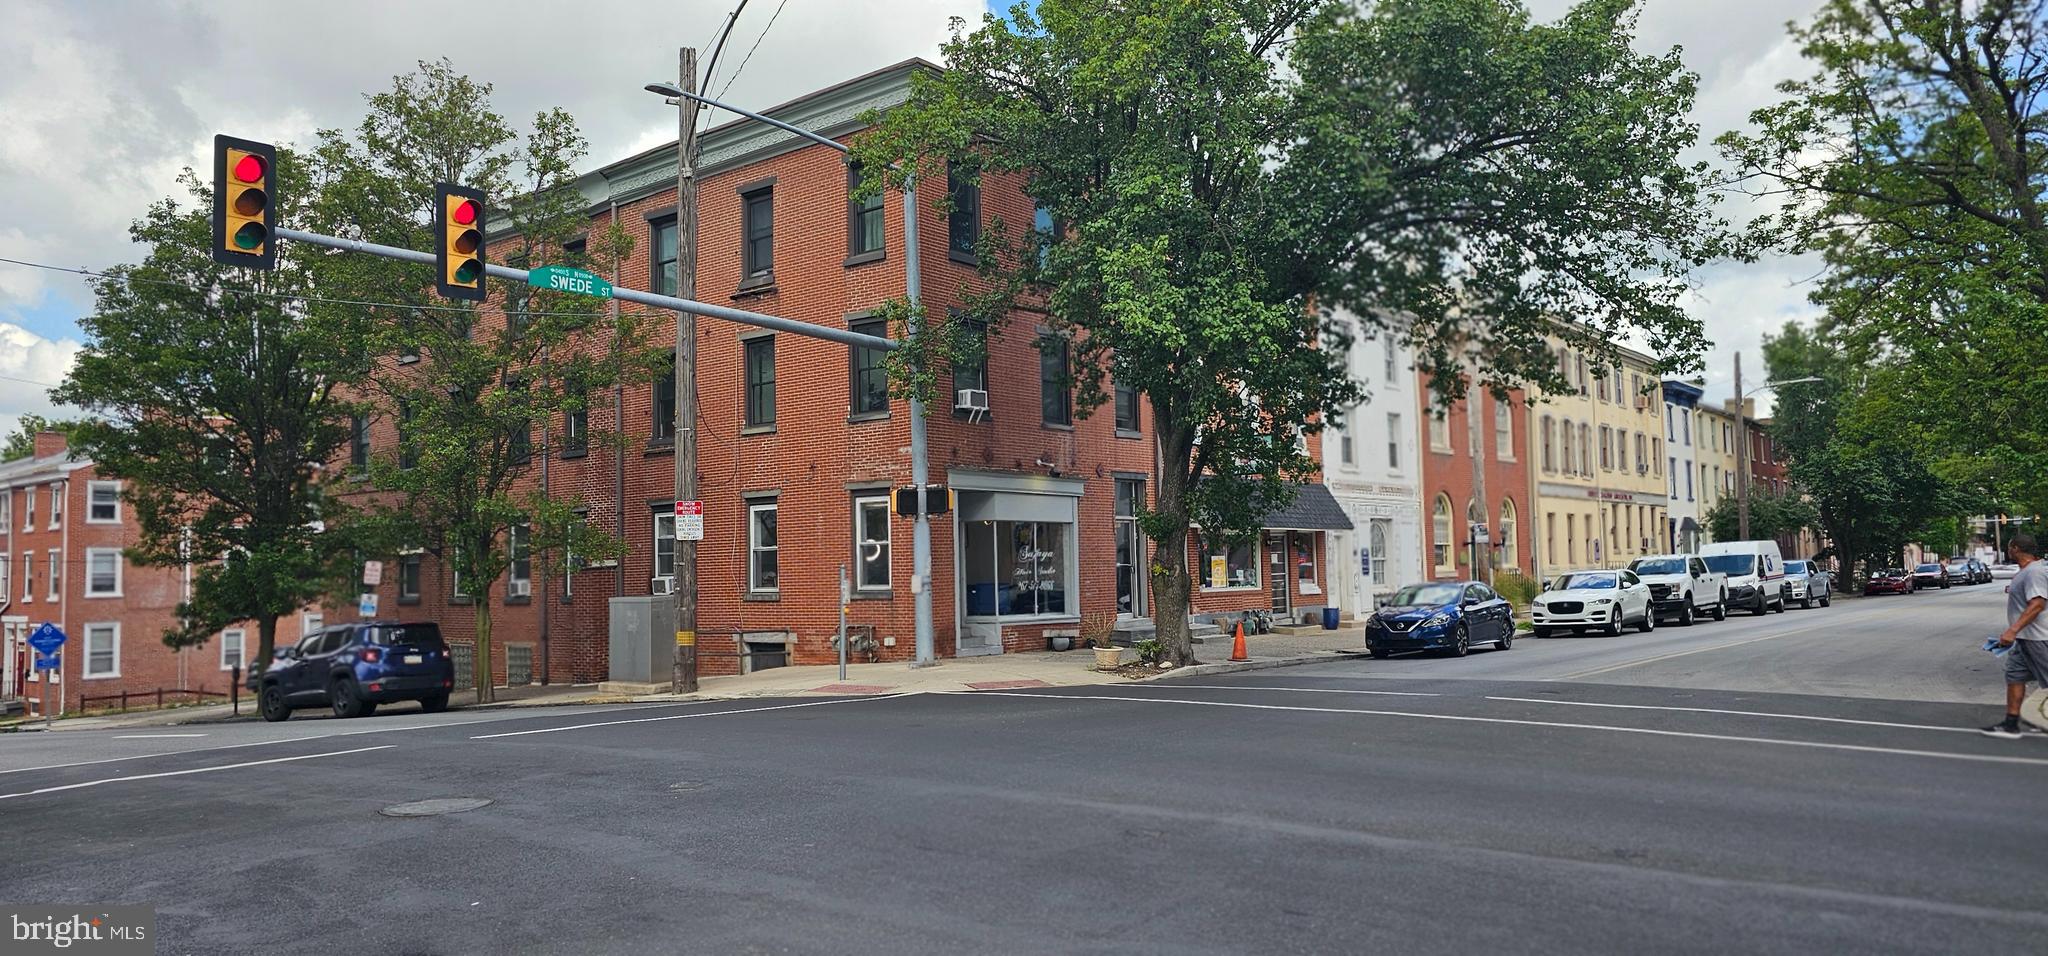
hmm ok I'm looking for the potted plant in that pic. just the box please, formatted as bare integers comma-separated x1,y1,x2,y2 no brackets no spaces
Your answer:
1083,613,1120,669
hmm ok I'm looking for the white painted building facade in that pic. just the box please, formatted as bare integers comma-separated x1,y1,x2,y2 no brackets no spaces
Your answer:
1662,379,1706,552
1324,312,1425,618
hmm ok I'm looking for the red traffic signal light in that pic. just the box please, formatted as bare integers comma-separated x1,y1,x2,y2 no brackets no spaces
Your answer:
212,134,277,270
435,183,487,301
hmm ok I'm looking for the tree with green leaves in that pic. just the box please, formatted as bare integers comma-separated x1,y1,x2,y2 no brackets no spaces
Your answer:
854,0,1727,663
1703,492,1820,551
2,415,79,462
307,60,649,702
1722,0,2048,512
53,157,373,670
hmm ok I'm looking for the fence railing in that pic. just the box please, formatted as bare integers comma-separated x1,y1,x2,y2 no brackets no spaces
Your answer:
79,686,230,714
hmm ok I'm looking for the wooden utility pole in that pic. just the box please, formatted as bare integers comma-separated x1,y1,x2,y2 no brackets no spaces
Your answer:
672,47,701,694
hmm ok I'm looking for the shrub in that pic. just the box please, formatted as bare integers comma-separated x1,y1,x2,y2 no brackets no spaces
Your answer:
1494,571,1540,608
1134,638,1165,664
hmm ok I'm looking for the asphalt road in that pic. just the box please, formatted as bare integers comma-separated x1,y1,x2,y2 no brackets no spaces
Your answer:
0,584,2038,955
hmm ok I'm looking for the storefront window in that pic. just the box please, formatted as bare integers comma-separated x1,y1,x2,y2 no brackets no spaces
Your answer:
1205,538,1259,589
964,519,1072,616
1290,532,1315,583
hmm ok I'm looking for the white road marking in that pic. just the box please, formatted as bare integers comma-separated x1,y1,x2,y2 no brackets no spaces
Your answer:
470,694,914,739
0,746,395,801
112,734,208,739
0,704,676,777
959,691,2048,768
1110,684,1441,697
1485,696,1975,734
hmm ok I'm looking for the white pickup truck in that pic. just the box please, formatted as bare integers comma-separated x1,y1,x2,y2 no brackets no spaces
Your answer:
1625,554,1728,626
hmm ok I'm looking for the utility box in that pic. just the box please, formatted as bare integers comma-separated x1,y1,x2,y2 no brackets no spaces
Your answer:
604,596,676,692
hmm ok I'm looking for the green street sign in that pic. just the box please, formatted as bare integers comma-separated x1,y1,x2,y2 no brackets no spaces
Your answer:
527,264,613,299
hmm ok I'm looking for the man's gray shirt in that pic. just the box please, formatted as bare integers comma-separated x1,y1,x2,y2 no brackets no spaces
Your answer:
2009,560,2048,641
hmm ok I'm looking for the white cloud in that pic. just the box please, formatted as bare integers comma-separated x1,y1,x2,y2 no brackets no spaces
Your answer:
0,322,81,440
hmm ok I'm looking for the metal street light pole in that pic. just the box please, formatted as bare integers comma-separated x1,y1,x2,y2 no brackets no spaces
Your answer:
1732,351,1821,542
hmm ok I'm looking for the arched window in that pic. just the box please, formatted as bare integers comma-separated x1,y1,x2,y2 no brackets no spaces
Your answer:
1498,499,1517,571
1432,494,1453,574
1579,423,1592,475
1559,419,1574,475
1541,415,1555,472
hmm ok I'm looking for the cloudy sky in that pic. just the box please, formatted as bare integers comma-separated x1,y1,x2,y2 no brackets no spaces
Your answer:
0,0,1823,439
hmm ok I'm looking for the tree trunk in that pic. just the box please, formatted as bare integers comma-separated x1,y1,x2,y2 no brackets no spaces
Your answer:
474,589,495,704
254,614,278,685
1149,438,1198,667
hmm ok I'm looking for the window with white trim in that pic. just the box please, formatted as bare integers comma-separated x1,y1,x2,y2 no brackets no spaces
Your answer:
87,480,120,523
220,628,246,671
508,524,532,597
302,612,323,636
1387,413,1402,470
1428,414,1450,453
0,488,9,526
83,623,119,678
1494,400,1513,461
23,486,33,530
749,502,779,594
85,548,122,597
47,481,60,528
450,549,468,600
20,550,32,602
652,506,676,590
1202,537,1260,590
0,554,8,600
853,495,890,591
47,549,60,600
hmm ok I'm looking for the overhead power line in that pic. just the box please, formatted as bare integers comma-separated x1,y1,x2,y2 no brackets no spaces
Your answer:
717,0,791,103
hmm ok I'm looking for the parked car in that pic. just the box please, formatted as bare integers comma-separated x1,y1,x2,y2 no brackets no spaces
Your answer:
1700,540,1789,615
1992,562,2020,580
1365,580,1516,659
1864,567,1915,596
1942,559,1974,586
1531,569,1655,637
1911,562,1949,590
1783,560,1833,608
258,621,455,722
1626,554,1728,625
1968,558,1993,584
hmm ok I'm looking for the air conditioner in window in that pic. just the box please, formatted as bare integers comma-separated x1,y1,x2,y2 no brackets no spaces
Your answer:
508,578,531,598
954,388,989,413
1637,462,1648,475
651,577,674,595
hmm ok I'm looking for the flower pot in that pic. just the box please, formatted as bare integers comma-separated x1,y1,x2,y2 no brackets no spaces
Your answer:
1093,645,1123,669
1049,635,1074,652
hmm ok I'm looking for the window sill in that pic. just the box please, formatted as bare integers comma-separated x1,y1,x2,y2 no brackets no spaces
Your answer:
851,590,892,601
1041,422,1074,431
953,410,992,422
83,592,123,600
559,448,589,461
741,424,776,436
398,596,421,606
645,440,675,457
1201,586,1262,594
397,355,421,365
847,411,890,424
451,596,474,606
744,591,780,602
733,278,777,299
505,595,532,606
1115,429,1142,440
82,672,121,681
843,249,886,268
948,250,979,267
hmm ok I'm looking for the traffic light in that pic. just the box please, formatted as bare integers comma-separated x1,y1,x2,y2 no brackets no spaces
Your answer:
434,183,487,301
212,135,277,270
891,485,953,517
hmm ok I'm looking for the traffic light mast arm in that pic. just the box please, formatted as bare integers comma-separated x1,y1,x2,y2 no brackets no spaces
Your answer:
269,225,895,353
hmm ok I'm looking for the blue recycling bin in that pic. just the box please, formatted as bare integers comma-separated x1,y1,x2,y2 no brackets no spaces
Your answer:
1322,606,1340,630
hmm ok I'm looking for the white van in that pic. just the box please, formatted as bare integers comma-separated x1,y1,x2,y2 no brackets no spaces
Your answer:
1699,540,1788,615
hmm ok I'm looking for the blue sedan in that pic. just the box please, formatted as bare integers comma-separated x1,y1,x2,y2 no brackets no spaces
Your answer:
1365,580,1517,659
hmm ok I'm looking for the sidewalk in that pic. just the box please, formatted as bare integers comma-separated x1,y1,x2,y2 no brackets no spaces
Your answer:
1,626,1369,731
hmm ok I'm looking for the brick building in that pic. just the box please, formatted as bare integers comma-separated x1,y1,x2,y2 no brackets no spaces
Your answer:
341,60,1346,684
0,432,316,715
1417,375,1533,583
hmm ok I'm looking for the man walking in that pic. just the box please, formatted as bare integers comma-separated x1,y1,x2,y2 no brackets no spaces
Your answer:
1983,533,2048,738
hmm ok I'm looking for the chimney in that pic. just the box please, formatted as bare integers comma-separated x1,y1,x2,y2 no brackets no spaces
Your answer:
32,430,67,459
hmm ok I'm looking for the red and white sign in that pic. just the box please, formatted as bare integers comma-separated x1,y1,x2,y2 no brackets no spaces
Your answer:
676,500,703,541
362,560,383,586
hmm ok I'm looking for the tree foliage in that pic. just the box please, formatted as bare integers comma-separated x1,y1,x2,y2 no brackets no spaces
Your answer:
53,159,373,667
305,60,652,702
1,415,80,462
853,0,1726,663
1723,0,2048,511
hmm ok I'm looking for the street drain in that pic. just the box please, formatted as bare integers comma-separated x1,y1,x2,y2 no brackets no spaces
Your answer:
381,797,494,818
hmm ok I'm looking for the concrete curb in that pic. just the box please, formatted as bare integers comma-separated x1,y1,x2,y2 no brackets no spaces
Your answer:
1134,651,1366,683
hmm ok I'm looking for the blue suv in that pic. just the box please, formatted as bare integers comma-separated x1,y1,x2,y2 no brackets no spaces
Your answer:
258,621,455,721
1365,580,1517,658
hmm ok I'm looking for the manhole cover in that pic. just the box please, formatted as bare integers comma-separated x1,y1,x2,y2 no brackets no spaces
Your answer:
381,797,494,818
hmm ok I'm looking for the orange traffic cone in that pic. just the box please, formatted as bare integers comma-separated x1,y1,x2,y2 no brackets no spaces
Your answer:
1229,620,1250,662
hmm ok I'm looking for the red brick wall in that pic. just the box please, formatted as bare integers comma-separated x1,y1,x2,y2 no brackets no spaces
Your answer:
1416,380,1533,582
